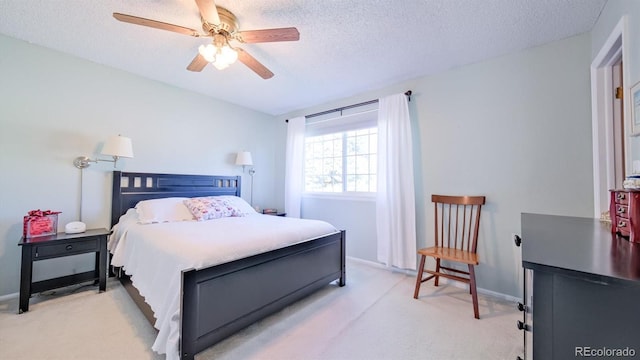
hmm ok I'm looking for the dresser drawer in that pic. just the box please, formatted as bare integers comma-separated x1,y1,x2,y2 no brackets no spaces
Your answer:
615,218,631,237
34,238,99,259
614,191,629,205
614,204,629,217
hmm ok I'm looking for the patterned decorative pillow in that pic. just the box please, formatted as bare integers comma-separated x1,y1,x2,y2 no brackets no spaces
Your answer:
183,197,241,221
214,196,257,216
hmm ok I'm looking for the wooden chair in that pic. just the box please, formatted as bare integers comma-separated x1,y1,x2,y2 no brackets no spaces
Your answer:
413,194,486,319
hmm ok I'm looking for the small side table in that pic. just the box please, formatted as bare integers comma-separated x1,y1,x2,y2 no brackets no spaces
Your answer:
263,210,286,217
18,228,110,313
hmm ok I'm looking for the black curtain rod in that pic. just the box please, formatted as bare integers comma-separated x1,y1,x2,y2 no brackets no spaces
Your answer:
286,90,412,122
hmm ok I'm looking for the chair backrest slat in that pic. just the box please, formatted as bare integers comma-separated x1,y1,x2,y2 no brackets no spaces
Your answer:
454,204,459,249
461,204,468,251
435,202,440,247
431,194,485,253
447,202,452,247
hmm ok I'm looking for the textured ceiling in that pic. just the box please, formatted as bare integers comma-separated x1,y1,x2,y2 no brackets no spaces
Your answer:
0,0,607,115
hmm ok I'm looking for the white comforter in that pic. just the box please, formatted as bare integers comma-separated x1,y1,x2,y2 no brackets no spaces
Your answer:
109,210,338,360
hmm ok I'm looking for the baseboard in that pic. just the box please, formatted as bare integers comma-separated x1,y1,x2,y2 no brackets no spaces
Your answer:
0,292,19,302
346,256,416,276
439,278,520,303
346,256,520,303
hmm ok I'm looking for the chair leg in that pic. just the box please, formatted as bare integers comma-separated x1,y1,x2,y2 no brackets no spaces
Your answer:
468,264,479,319
434,258,441,286
413,255,426,299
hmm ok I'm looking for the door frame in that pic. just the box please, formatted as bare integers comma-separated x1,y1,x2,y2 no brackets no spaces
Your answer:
591,15,630,218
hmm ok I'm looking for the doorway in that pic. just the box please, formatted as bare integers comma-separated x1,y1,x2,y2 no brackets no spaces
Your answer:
591,16,629,218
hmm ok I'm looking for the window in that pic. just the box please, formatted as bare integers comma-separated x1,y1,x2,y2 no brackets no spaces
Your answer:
304,119,377,193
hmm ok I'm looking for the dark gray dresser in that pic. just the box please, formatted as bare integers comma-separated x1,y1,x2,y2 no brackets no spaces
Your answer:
520,213,640,360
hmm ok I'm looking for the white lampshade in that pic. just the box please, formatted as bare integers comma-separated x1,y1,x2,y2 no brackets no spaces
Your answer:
102,135,134,158
235,151,253,166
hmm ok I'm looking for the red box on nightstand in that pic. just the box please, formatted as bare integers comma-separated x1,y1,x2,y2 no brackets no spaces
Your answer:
22,210,60,238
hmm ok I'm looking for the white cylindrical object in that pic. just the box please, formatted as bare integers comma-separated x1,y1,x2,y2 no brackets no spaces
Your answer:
102,135,134,158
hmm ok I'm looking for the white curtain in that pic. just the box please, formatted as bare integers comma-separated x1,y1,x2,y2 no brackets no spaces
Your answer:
285,116,305,218
376,93,417,270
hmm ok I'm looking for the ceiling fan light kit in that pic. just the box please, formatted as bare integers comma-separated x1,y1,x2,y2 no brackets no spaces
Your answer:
113,0,300,79
198,34,238,70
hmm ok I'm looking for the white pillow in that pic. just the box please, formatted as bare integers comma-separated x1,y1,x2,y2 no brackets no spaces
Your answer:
135,197,195,224
215,196,257,216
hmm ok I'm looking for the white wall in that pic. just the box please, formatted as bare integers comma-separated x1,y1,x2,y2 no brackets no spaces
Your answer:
0,34,280,297
302,196,378,261
416,33,593,296
280,32,594,297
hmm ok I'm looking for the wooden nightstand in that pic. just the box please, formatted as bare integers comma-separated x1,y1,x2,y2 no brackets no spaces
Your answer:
262,209,286,217
17,228,110,313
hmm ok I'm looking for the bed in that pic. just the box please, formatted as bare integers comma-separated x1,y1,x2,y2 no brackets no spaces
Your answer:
109,171,346,360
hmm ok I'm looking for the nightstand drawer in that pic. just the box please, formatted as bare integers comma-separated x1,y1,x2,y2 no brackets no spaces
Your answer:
35,238,99,259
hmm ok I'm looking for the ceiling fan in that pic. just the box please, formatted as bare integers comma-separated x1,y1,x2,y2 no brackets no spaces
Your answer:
113,0,299,79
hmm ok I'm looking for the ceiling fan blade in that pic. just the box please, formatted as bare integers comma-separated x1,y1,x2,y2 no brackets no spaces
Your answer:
113,13,203,37
236,48,274,79
187,53,209,72
236,27,300,43
195,0,220,25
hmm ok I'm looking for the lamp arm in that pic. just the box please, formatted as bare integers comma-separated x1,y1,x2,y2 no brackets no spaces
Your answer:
73,155,121,169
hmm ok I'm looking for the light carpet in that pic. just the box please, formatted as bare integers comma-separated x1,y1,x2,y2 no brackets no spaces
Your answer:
0,259,523,359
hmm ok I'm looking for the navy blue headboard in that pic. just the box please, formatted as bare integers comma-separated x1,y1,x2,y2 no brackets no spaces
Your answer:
111,171,241,227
